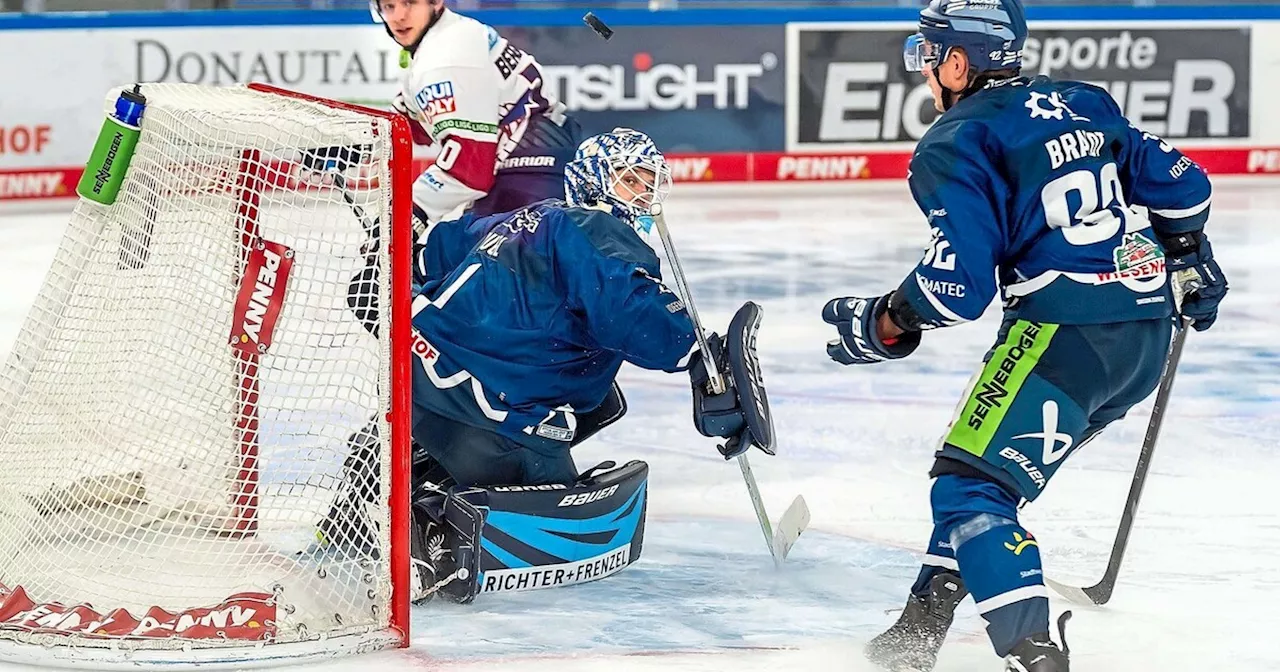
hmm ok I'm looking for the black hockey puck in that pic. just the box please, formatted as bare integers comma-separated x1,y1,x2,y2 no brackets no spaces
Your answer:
583,12,613,41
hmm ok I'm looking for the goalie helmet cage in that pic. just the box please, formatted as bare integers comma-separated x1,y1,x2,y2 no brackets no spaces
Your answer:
0,82,413,668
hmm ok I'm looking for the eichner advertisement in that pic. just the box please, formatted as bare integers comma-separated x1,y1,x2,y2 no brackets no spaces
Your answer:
788,22,1252,151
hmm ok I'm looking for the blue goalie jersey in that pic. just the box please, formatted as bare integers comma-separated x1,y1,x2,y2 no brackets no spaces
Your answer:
409,200,698,450
896,76,1213,327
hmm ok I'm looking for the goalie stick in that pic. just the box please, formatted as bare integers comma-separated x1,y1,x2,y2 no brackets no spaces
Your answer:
649,203,809,566
298,145,381,244
575,15,809,563
1047,317,1190,606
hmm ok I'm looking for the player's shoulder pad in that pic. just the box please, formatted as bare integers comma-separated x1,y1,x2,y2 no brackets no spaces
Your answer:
911,118,994,192
558,206,661,270
413,9,490,69
1043,76,1125,119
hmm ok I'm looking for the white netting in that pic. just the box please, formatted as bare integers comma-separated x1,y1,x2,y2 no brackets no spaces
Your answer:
0,84,404,662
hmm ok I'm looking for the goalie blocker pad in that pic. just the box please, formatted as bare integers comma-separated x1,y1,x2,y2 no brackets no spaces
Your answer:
427,460,648,602
692,301,776,459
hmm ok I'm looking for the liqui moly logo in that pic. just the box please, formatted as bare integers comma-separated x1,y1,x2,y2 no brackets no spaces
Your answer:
230,240,294,355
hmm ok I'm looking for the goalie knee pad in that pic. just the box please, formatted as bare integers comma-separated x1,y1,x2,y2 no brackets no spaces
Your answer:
413,460,649,602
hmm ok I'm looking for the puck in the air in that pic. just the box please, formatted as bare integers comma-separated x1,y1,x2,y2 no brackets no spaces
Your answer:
583,12,614,40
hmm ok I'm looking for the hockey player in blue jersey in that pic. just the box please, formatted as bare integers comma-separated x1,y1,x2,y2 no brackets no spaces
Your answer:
820,1,1228,670
407,128,698,488
331,128,772,604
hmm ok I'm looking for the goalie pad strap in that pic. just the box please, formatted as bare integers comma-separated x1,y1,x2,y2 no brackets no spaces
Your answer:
571,382,627,447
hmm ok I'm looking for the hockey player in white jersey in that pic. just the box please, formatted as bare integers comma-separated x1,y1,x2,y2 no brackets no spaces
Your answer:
372,0,581,224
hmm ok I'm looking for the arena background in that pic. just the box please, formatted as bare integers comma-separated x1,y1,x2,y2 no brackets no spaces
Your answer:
1,1,1277,200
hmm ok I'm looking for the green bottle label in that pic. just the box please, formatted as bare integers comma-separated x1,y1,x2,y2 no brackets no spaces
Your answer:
76,116,141,206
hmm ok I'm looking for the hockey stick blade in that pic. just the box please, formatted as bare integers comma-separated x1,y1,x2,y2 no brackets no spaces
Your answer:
771,495,810,561
1045,576,1110,606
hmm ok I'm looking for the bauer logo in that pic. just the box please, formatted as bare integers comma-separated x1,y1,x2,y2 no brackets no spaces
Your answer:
492,484,567,492
557,484,619,507
230,241,294,355
790,24,1250,149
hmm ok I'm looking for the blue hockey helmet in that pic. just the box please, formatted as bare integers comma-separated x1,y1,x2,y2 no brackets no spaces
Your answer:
904,0,1028,75
565,128,673,235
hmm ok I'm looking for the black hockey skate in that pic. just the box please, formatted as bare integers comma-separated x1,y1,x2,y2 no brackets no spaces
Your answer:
1005,612,1072,672
865,572,969,672
315,422,382,555
316,488,378,556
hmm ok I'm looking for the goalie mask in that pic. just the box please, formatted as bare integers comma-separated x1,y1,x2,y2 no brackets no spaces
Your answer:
564,128,673,235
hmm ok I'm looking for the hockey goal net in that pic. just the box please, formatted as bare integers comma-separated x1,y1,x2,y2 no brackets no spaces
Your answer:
0,83,413,667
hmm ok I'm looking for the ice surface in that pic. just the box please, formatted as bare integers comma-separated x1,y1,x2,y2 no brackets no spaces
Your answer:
0,180,1275,671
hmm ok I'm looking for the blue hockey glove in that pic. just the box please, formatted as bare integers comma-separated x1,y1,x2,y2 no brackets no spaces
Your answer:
822,293,921,365
1165,234,1228,332
688,302,777,460
688,332,745,452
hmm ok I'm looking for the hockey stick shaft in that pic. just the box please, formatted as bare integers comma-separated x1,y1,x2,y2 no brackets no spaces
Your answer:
738,453,780,567
648,203,781,563
1048,317,1190,605
331,172,380,240
649,204,725,394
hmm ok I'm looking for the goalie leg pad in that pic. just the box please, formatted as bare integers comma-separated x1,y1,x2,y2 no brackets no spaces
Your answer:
424,460,649,601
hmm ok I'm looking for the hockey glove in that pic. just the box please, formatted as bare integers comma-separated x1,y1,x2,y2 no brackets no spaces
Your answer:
822,293,921,365
688,332,742,443
689,302,777,460
392,92,433,146
299,144,371,174
1165,233,1228,332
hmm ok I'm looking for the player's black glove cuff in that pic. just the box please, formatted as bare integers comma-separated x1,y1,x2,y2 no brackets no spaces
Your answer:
1163,233,1228,332
822,293,921,365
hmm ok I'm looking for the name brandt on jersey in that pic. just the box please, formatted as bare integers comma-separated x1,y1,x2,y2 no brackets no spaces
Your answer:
1044,129,1106,170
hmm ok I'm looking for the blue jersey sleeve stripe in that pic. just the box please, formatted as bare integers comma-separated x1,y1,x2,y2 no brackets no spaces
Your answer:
675,342,699,370
1150,197,1211,219
411,294,432,317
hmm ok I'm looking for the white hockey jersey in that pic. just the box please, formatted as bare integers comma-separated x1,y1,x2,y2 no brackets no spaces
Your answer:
398,9,568,223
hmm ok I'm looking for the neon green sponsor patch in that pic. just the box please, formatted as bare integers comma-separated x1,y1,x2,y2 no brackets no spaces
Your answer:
945,320,1058,457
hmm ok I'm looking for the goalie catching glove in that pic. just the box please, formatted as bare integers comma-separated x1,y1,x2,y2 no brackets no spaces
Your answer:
689,301,776,460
